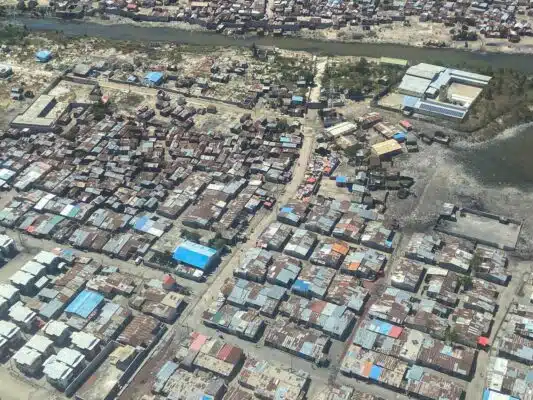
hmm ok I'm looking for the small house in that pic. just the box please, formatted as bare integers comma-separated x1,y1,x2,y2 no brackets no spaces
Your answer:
9,302,37,331
144,72,164,87
43,320,71,346
35,50,52,63
71,331,100,359
26,335,55,358
13,346,43,375
43,356,74,390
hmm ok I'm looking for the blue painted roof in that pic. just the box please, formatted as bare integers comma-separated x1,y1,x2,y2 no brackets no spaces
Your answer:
403,95,420,108
292,279,310,293
417,100,467,120
145,71,164,83
482,389,519,400
369,319,394,335
292,95,304,102
173,241,217,270
369,365,383,380
65,290,104,319
336,176,347,183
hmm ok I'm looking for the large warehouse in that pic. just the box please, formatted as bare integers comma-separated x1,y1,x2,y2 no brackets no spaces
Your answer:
397,63,491,120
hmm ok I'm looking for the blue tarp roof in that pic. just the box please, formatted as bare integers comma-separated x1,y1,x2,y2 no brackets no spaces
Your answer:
369,365,383,380
35,50,52,62
393,132,406,142
173,241,217,270
292,95,304,102
336,176,347,183
280,207,294,213
134,216,149,230
65,290,104,319
145,71,164,83
369,319,394,335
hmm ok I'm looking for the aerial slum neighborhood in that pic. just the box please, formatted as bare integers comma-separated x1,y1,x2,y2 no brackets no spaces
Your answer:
9,0,533,45
0,35,528,400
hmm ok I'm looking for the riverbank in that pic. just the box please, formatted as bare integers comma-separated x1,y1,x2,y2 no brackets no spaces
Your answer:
10,10,533,56
9,17,533,73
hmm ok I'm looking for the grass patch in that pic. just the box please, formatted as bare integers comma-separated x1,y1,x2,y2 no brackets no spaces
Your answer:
459,68,533,138
323,57,405,97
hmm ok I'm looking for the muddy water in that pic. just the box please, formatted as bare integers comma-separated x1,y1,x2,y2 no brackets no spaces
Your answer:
455,125,533,187
12,17,533,73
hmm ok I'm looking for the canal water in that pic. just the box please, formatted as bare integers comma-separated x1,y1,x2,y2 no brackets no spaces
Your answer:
12,17,533,73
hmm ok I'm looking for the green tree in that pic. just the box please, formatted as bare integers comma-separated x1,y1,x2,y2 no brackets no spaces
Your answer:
92,98,109,121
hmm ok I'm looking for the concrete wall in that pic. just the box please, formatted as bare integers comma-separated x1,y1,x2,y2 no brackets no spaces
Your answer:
65,340,119,397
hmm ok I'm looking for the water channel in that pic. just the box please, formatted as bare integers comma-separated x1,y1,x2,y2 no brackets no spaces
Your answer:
12,17,533,73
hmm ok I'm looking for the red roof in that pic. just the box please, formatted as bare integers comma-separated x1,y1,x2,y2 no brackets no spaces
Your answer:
163,274,175,285
389,326,403,338
224,347,243,365
478,336,490,346
217,343,233,361
190,334,207,351
310,300,326,313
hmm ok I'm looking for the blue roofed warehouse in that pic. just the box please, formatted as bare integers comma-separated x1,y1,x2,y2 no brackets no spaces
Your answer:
173,241,219,271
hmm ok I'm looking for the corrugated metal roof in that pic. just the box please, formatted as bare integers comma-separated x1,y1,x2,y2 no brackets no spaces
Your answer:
65,290,104,319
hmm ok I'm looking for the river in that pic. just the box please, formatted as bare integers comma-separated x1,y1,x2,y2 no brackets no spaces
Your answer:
11,17,533,73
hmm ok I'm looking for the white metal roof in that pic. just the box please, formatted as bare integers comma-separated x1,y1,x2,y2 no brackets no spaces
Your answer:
0,283,19,301
0,320,20,339
56,348,85,368
43,356,73,380
71,331,99,350
13,346,41,366
9,302,36,323
21,260,47,277
43,320,70,338
34,251,58,266
26,335,53,354
10,270,34,286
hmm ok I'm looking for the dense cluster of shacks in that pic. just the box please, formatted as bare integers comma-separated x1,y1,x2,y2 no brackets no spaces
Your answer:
484,276,533,399
0,244,192,399
188,101,521,400
197,140,398,368
153,331,314,400
0,86,306,283
27,0,533,41
339,217,524,400
152,328,398,399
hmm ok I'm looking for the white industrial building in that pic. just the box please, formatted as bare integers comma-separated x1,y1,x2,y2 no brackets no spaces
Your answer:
397,63,492,121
